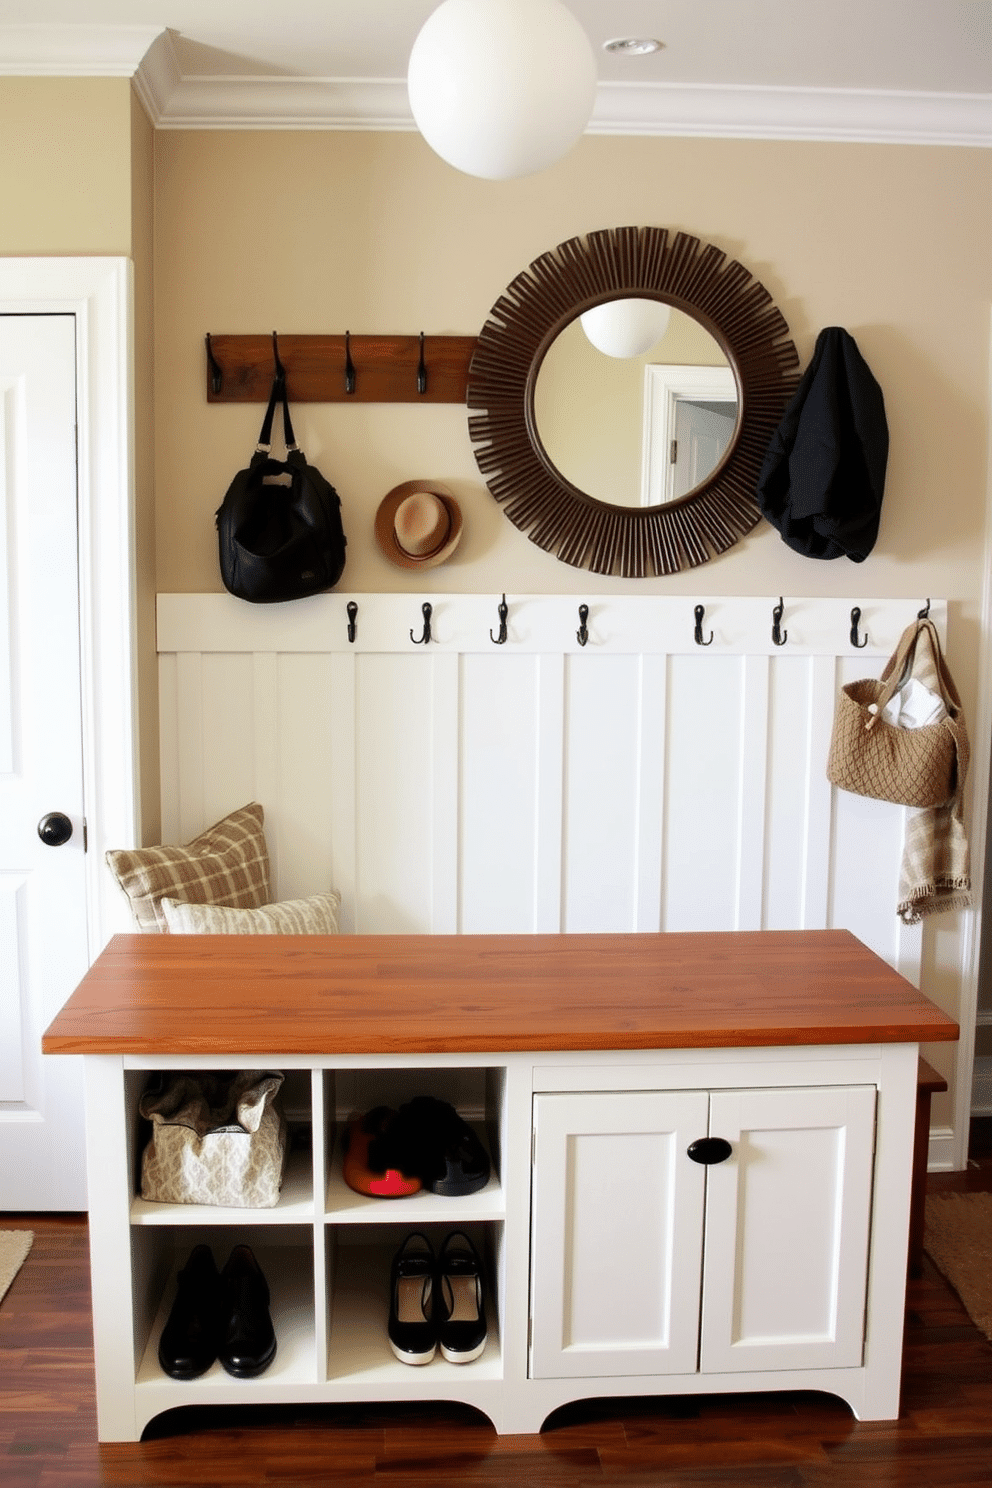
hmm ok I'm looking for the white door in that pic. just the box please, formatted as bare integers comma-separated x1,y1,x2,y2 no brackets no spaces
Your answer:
0,314,90,1209
529,1089,709,1378
699,1084,877,1373
670,398,737,500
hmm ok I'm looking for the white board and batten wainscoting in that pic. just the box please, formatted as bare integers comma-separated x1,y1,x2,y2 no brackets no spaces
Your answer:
157,591,946,980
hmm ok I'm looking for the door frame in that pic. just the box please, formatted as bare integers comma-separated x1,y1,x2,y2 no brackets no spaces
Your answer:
0,257,139,955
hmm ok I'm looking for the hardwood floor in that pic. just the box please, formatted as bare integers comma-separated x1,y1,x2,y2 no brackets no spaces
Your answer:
2,1158,992,1488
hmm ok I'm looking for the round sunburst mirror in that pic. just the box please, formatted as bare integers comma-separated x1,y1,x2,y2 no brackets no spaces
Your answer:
467,226,801,577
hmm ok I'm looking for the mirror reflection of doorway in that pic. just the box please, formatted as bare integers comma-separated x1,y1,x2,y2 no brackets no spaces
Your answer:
533,311,737,510
641,364,738,507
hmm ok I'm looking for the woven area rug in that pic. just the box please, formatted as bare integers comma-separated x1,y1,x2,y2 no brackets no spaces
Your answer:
0,1229,33,1306
924,1192,992,1341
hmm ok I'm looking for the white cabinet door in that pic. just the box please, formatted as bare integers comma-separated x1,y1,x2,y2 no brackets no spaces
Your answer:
530,1089,709,1378
530,1084,877,1384
700,1085,877,1373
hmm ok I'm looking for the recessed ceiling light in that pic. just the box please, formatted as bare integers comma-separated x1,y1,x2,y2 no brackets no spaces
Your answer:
603,37,664,56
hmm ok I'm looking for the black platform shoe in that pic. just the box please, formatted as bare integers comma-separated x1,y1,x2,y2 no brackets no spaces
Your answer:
158,1243,221,1380
437,1232,487,1364
217,1245,277,1378
388,1232,437,1366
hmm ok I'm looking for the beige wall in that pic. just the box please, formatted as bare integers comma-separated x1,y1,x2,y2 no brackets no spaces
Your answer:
0,77,159,841
130,90,160,844
154,131,991,616
0,78,133,254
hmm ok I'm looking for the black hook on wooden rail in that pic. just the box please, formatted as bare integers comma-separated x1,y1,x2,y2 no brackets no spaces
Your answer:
918,598,931,620
490,594,508,645
205,333,223,395
344,331,356,395
772,597,788,646
694,604,714,646
417,332,427,396
850,606,868,648
411,602,433,645
346,601,358,643
271,330,286,382
577,604,589,647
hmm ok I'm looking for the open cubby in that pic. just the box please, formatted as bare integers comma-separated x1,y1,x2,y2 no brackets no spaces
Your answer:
324,1222,502,1384
322,1065,506,1223
126,1066,317,1224
131,1223,317,1392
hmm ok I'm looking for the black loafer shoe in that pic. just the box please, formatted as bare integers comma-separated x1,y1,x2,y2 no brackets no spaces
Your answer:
217,1245,277,1379
399,1096,492,1197
388,1232,437,1366
437,1232,487,1365
158,1243,220,1380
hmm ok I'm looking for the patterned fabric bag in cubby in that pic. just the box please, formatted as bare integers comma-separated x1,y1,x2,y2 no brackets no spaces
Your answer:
138,1070,287,1208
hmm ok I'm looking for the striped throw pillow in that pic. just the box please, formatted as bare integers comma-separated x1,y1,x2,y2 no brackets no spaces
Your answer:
160,890,341,935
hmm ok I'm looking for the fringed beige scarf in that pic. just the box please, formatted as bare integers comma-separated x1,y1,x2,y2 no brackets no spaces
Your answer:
896,625,972,924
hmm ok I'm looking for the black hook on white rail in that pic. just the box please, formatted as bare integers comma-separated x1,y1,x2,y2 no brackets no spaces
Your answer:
411,602,433,645
490,594,509,645
850,607,868,648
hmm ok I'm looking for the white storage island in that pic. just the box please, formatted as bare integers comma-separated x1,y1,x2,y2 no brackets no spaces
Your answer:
42,929,958,1442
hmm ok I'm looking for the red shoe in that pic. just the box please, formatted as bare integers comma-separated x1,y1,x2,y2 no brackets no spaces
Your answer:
342,1107,422,1198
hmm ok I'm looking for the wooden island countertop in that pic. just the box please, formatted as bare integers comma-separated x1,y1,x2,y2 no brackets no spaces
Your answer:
42,929,959,1057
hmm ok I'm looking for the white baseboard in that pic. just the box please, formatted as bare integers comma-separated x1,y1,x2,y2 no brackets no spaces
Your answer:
927,1125,959,1173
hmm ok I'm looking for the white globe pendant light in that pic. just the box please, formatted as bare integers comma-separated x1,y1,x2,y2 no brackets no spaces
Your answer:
408,0,598,180
580,298,672,358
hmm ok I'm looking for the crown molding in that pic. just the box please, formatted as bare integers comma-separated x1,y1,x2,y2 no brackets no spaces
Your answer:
0,24,163,76
129,27,180,121
133,57,992,147
2,25,989,147
133,32,417,132
592,81,992,148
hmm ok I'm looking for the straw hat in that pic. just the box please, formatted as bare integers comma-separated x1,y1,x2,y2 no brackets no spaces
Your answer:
374,481,463,569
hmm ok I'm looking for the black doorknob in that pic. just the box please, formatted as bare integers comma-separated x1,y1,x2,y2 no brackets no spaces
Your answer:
38,812,74,847
686,1137,734,1165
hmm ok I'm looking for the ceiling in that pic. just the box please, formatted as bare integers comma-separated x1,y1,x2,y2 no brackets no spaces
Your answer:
1,0,990,143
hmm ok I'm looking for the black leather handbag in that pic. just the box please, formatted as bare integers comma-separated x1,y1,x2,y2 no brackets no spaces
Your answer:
216,374,346,603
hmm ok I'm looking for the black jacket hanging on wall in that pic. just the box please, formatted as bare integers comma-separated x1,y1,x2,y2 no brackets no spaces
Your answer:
755,326,888,562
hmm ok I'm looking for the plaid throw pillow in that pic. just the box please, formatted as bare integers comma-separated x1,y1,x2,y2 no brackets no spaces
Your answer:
105,802,271,932
160,890,340,936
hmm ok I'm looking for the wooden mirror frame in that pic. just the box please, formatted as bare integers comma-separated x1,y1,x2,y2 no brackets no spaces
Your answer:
467,226,801,577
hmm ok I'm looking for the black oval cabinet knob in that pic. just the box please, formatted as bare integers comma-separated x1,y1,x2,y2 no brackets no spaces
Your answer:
686,1136,733,1165
38,812,74,847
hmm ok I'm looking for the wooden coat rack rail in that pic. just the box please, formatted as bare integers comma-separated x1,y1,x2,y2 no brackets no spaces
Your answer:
205,332,479,404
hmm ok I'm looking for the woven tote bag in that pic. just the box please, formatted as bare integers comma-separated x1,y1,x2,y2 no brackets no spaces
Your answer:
826,617,965,808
